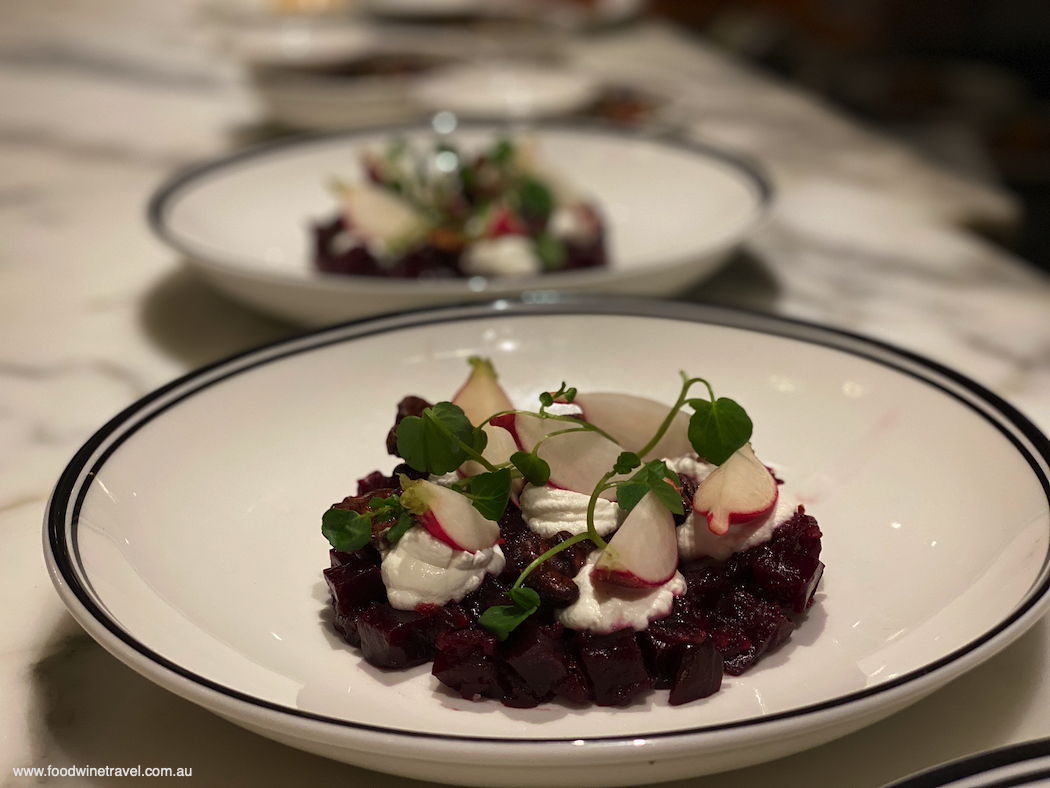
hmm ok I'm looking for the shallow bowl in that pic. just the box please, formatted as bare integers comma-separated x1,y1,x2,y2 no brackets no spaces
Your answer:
45,299,1050,786
148,123,770,326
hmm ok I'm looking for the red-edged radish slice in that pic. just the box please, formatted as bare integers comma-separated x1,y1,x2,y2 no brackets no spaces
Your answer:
400,477,499,552
573,392,692,460
591,490,678,587
692,443,778,536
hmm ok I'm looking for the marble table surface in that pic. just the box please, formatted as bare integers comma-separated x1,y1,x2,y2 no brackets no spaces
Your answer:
4,2,1050,785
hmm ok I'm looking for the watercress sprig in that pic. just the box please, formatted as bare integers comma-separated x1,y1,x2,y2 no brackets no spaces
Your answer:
395,401,495,476
321,495,414,552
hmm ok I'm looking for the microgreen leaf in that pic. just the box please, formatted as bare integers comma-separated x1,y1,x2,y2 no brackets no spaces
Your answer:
471,425,488,455
321,508,372,552
395,401,475,475
511,451,551,486
478,586,541,641
508,586,541,609
519,178,554,220
384,511,416,544
368,495,401,517
687,397,753,465
467,468,512,521
615,483,643,512
491,138,515,164
616,460,684,515
614,451,641,475
534,233,566,271
539,382,576,410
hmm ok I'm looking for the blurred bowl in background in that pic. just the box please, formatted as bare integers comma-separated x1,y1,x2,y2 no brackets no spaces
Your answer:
411,62,602,120
148,121,770,326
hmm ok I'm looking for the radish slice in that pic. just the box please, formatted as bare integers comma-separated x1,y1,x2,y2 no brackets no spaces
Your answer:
400,477,500,552
538,429,627,499
692,442,778,536
574,392,692,460
452,358,514,427
591,490,678,587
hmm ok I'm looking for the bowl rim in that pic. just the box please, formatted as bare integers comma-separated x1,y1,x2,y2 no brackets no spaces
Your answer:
883,736,1050,788
44,296,1050,747
145,119,774,294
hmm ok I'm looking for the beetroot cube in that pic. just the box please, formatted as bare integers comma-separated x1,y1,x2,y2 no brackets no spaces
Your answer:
668,641,723,705
681,563,731,611
324,562,386,615
753,551,825,613
420,603,472,644
357,470,400,495
484,663,550,708
433,628,498,700
502,622,568,698
638,620,709,690
329,549,355,567
553,650,592,705
774,509,823,560
575,630,652,707
713,590,794,675
357,604,435,668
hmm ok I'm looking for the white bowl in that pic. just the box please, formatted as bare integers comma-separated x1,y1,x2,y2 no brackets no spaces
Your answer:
148,123,770,326
883,738,1050,788
45,299,1050,786
411,63,603,119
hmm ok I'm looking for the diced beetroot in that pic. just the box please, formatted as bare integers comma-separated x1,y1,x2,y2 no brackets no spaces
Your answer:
433,628,498,700
357,470,400,495
325,551,383,646
502,621,568,698
681,562,731,611
420,603,473,643
711,590,794,675
324,561,386,613
357,604,436,668
484,662,550,708
668,641,723,705
458,574,511,620
753,551,825,613
552,649,593,705
773,507,823,560
329,549,354,568
575,630,652,707
638,619,708,689
498,504,529,539
323,462,824,708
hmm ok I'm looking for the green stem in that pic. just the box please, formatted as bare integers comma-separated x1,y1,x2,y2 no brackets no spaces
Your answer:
585,470,619,550
457,440,499,472
635,374,711,459
429,415,500,473
482,409,619,446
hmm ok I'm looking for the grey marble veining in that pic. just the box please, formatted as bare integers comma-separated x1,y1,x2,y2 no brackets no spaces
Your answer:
3,2,1050,786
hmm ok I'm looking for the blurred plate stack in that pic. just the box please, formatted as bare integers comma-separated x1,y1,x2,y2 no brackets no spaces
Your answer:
209,0,646,131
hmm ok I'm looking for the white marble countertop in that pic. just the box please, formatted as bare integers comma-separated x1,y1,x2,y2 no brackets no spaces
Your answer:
4,2,1050,786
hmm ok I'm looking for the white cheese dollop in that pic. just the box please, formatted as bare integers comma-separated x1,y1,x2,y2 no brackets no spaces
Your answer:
460,235,542,277
678,491,798,561
428,471,460,487
556,551,686,634
381,526,505,610
663,454,716,483
519,486,622,538
549,204,596,243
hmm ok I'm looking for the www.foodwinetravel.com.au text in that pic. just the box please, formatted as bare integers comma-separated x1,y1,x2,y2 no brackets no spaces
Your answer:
12,765,193,778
